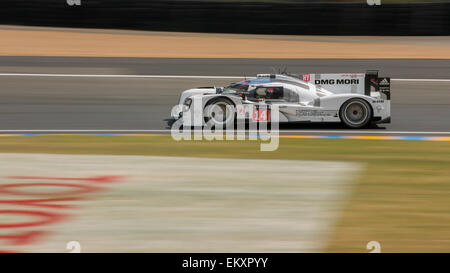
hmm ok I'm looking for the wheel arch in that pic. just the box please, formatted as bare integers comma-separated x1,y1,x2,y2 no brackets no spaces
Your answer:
205,96,237,108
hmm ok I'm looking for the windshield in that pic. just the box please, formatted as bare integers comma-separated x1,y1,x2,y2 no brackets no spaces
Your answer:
222,81,249,94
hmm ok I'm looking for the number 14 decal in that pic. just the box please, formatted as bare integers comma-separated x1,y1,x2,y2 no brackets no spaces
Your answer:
253,109,269,122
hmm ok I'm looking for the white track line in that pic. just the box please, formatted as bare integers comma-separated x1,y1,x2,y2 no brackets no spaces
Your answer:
1,129,450,135
393,78,450,82
0,73,449,82
0,73,244,79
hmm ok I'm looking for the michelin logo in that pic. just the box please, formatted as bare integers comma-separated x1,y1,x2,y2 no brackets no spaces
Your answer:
296,110,337,117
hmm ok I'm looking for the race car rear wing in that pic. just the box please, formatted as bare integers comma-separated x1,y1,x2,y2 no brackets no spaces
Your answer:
302,70,390,100
364,70,391,100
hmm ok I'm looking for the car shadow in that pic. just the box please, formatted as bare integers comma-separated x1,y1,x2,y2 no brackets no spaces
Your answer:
278,122,385,130
165,118,386,130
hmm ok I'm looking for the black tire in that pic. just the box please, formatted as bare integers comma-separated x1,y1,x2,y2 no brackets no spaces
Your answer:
339,98,372,129
204,97,235,128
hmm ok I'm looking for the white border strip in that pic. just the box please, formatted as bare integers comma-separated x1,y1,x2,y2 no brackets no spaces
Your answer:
0,129,450,135
0,73,449,82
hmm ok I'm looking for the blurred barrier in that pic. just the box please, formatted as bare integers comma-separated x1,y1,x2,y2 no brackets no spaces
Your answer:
0,153,359,252
1,0,449,35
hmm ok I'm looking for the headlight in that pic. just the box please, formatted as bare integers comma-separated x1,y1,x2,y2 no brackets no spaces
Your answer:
183,98,192,111
183,98,192,106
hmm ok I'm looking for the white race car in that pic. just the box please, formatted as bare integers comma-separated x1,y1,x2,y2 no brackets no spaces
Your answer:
171,71,390,129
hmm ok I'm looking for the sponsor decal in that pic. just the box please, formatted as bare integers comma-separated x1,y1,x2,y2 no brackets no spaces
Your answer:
379,78,390,86
302,74,311,82
377,77,391,99
314,79,360,85
296,110,337,117
341,74,362,78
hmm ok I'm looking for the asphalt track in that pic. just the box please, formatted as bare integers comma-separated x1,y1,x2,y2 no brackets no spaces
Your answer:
0,57,449,135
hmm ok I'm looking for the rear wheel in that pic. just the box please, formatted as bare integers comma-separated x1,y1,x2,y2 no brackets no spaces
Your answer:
339,98,372,129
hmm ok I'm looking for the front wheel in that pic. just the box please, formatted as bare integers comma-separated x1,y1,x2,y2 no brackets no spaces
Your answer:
339,98,372,129
204,98,235,128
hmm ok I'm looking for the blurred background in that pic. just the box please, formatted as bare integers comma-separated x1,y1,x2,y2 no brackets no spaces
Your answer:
1,0,450,35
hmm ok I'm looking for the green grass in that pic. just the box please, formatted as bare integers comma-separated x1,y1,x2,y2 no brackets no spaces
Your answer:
0,135,449,252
